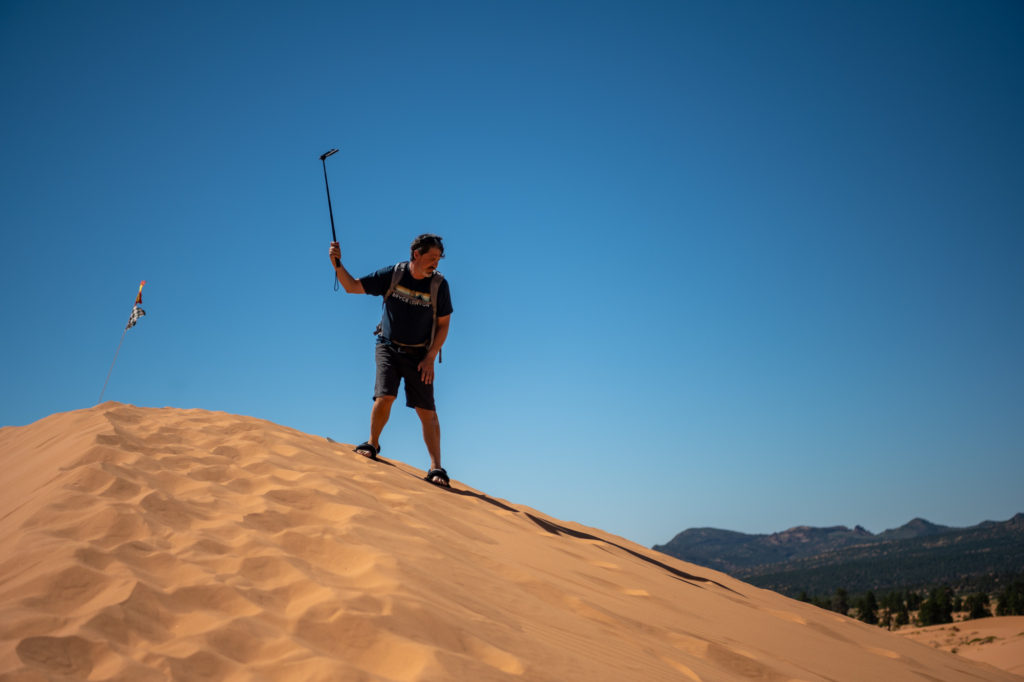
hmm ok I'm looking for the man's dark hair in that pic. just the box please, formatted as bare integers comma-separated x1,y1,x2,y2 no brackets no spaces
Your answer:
410,233,445,259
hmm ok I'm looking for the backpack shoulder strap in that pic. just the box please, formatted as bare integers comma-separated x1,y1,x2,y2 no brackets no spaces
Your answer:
429,272,444,363
429,272,443,314
383,262,406,301
373,262,407,337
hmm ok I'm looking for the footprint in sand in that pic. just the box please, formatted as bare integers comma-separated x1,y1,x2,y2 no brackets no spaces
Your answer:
101,476,142,500
562,595,617,626
156,453,201,472
237,555,307,586
16,565,118,614
16,635,99,677
275,531,397,587
659,656,703,681
83,582,176,644
210,445,242,460
166,649,239,681
61,464,117,494
187,465,232,483
264,488,322,511
294,611,436,681
705,641,788,681
34,502,148,546
667,631,710,658
589,560,620,570
463,635,525,675
168,584,261,617
202,616,290,665
766,608,807,625
243,509,308,534
140,491,197,531
110,542,171,569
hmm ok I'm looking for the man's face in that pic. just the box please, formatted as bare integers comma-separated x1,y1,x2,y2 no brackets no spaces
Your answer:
412,247,443,276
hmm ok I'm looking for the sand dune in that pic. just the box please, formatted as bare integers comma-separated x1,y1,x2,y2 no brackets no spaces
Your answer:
0,403,1020,681
897,617,1024,677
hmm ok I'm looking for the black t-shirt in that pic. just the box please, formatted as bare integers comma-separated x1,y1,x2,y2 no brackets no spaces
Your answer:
360,263,453,345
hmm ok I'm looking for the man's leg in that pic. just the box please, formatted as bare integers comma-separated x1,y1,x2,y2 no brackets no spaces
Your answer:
415,407,442,471
367,341,402,455
369,395,396,450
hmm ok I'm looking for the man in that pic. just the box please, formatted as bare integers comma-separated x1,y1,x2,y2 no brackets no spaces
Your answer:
329,234,454,487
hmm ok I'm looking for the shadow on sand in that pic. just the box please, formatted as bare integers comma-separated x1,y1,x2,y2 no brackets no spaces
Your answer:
525,512,742,595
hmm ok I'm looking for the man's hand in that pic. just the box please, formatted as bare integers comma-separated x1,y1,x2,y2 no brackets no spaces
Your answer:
418,354,436,385
328,243,365,294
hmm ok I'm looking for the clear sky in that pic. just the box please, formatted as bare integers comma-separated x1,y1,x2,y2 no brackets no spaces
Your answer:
2,1,1022,548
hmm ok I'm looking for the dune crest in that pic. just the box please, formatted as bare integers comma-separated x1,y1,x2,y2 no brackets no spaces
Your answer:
0,404,1018,681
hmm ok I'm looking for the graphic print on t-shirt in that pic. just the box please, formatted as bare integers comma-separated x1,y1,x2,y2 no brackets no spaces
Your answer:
391,285,431,308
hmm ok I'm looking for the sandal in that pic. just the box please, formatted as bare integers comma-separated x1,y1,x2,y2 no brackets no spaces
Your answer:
425,468,450,487
354,442,379,460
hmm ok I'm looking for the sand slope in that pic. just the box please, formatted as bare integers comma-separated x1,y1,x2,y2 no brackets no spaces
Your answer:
898,617,1024,677
0,403,1019,681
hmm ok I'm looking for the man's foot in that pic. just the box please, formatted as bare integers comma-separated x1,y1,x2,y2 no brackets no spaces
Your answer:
425,468,450,487
354,442,379,460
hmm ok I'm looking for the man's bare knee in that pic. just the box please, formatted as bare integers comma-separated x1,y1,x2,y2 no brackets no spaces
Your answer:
414,407,438,423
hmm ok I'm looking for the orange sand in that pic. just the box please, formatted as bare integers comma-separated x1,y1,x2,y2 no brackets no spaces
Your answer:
1,403,1020,681
898,616,1024,677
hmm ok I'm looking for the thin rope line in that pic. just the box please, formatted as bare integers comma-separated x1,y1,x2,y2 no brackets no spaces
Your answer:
98,327,127,404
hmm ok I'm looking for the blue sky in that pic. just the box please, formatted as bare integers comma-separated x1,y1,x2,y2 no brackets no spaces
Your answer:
2,1,1021,548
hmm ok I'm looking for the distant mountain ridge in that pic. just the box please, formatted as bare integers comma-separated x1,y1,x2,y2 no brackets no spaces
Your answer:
876,517,951,541
653,517,954,574
653,514,1024,597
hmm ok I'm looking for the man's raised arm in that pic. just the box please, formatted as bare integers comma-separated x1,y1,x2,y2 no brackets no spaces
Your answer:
329,242,365,294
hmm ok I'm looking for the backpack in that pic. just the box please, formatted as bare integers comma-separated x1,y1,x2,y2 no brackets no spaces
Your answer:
375,261,446,363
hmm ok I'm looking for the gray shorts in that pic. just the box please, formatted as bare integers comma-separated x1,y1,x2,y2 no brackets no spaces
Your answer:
374,340,435,411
